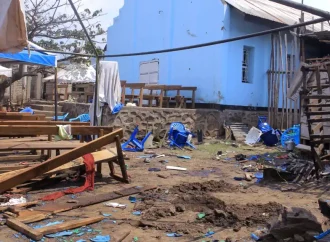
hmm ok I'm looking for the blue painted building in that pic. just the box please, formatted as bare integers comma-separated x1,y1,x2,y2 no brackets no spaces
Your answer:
106,0,327,108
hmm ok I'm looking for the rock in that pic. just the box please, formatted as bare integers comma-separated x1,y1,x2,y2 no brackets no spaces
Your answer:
303,231,319,241
225,238,232,242
67,200,78,203
293,234,305,242
175,204,185,212
283,238,293,242
214,209,227,218
245,173,253,181
233,226,241,232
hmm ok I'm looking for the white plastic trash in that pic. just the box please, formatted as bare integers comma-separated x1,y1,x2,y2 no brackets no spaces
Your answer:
245,127,263,146
166,166,187,171
104,202,127,208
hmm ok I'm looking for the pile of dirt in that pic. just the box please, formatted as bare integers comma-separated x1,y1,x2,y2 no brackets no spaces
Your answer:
136,180,283,234
170,180,239,195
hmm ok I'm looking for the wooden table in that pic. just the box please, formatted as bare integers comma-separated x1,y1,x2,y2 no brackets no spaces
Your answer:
125,83,146,107
144,85,166,107
0,112,46,121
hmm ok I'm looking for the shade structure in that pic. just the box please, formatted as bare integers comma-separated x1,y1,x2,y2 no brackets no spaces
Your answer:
0,0,28,53
43,63,95,83
0,49,57,67
0,66,12,77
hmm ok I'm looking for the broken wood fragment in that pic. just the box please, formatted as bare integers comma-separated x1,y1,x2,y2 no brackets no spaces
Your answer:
6,218,43,241
0,129,123,194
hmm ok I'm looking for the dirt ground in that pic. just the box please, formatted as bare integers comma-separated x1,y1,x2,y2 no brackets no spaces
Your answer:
1,140,330,242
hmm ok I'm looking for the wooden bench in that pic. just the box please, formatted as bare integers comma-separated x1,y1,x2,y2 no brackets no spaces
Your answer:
0,121,90,126
125,83,146,107
144,85,166,107
177,86,197,108
0,112,46,121
121,80,127,104
162,85,182,108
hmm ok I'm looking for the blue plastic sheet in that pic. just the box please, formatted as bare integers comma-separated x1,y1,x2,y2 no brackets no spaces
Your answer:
132,211,141,216
0,50,56,67
45,231,73,238
166,233,183,237
204,231,215,237
90,235,111,242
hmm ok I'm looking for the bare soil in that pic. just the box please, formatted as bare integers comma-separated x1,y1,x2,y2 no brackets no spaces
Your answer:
1,141,330,242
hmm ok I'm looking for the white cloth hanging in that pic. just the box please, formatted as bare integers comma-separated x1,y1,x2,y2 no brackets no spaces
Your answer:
89,61,121,126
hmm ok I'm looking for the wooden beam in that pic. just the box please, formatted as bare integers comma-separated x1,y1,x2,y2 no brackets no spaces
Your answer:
37,216,103,235
6,218,43,241
0,121,90,126
7,216,103,241
0,141,81,151
0,129,123,194
0,125,114,136
0,155,44,162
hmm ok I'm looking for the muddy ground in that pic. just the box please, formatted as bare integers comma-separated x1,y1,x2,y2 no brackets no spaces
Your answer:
1,141,330,241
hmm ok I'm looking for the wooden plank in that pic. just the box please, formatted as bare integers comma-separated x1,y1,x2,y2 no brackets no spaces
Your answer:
6,218,43,241
0,121,90,126
302,95,330,99
306,111,330,115
0,129,123,194
0,141,81,151
0,155,44,162
305,103,330,108
0,112,31,116
0,148,118,181
37,216,103,235
34,185,156,214
0,125,113,136
308,118,330,123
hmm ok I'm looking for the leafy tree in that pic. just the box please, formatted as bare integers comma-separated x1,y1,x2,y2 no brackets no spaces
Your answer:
0,0,105,103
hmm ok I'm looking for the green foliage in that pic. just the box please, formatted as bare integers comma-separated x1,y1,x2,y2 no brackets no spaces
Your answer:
25,0,105,55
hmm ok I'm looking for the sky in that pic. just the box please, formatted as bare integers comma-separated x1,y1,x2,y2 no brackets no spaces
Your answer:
76,0,330,38
60,0,330,48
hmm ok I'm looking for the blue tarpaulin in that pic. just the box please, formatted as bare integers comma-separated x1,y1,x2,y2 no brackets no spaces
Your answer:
0,49,56,67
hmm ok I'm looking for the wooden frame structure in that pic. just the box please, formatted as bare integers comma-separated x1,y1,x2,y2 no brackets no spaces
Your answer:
0,128,128,193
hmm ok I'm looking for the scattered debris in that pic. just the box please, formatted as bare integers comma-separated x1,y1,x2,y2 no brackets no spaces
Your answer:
0,196,26,206
166,233,183,237
148,168,161,172
166,166,187,171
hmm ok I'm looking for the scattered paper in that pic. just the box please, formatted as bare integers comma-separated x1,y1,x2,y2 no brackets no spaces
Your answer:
104,202,127,208
0,197,26,207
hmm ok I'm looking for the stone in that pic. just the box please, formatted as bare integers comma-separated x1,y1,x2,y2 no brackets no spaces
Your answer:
293,234,305,242
214,209,227,218
175,204,185,212
303,231,319,241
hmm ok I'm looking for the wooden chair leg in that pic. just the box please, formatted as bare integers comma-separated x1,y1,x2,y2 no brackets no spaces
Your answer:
115,135,129,182
47,135,52,158
96,129,104,177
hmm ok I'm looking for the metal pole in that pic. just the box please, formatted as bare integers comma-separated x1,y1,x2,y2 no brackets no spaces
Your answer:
93,58,99,126
54,67,58,121
68,0,99,57
100,17,327,58
270,0,330,18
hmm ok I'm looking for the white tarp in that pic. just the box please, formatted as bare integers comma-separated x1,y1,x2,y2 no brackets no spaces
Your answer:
89,61,121,125
43,63,96,84
0,65,12,77
0,0,28,53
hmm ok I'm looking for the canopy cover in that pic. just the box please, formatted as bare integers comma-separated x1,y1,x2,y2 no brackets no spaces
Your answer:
43,63,96,83
0,0,28,53
0,50,57,67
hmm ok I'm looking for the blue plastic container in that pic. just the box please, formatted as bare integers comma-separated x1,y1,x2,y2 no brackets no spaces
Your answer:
258,116,272,133
281,125,300,147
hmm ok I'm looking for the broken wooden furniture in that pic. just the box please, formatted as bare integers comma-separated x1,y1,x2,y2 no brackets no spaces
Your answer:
125,83,146,106
0,112,46,121
223,121,249,142
162,85,182,108
0,120,90,126
175,86,197,108
121,80,127,104
7,216,103,241
0,128,127,194
144,84,166,107
301,62,330,178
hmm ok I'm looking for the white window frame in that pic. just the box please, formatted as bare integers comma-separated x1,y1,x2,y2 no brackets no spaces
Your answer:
242,46,254,84
139,59,159,84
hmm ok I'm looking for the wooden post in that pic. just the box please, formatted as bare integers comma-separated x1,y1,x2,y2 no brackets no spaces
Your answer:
115,135,129,182
192,89,196,109
96,129,104,177
285,34,289,129
279,32,285,130
47,134,52,158
139,87,144,107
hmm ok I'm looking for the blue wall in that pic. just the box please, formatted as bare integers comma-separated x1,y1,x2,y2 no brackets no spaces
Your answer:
106,0,293,107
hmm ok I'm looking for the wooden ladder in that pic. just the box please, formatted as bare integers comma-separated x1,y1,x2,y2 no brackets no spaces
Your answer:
302,62,330,178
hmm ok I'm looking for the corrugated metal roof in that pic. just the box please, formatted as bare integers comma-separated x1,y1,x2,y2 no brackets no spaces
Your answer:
224,0,330,32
